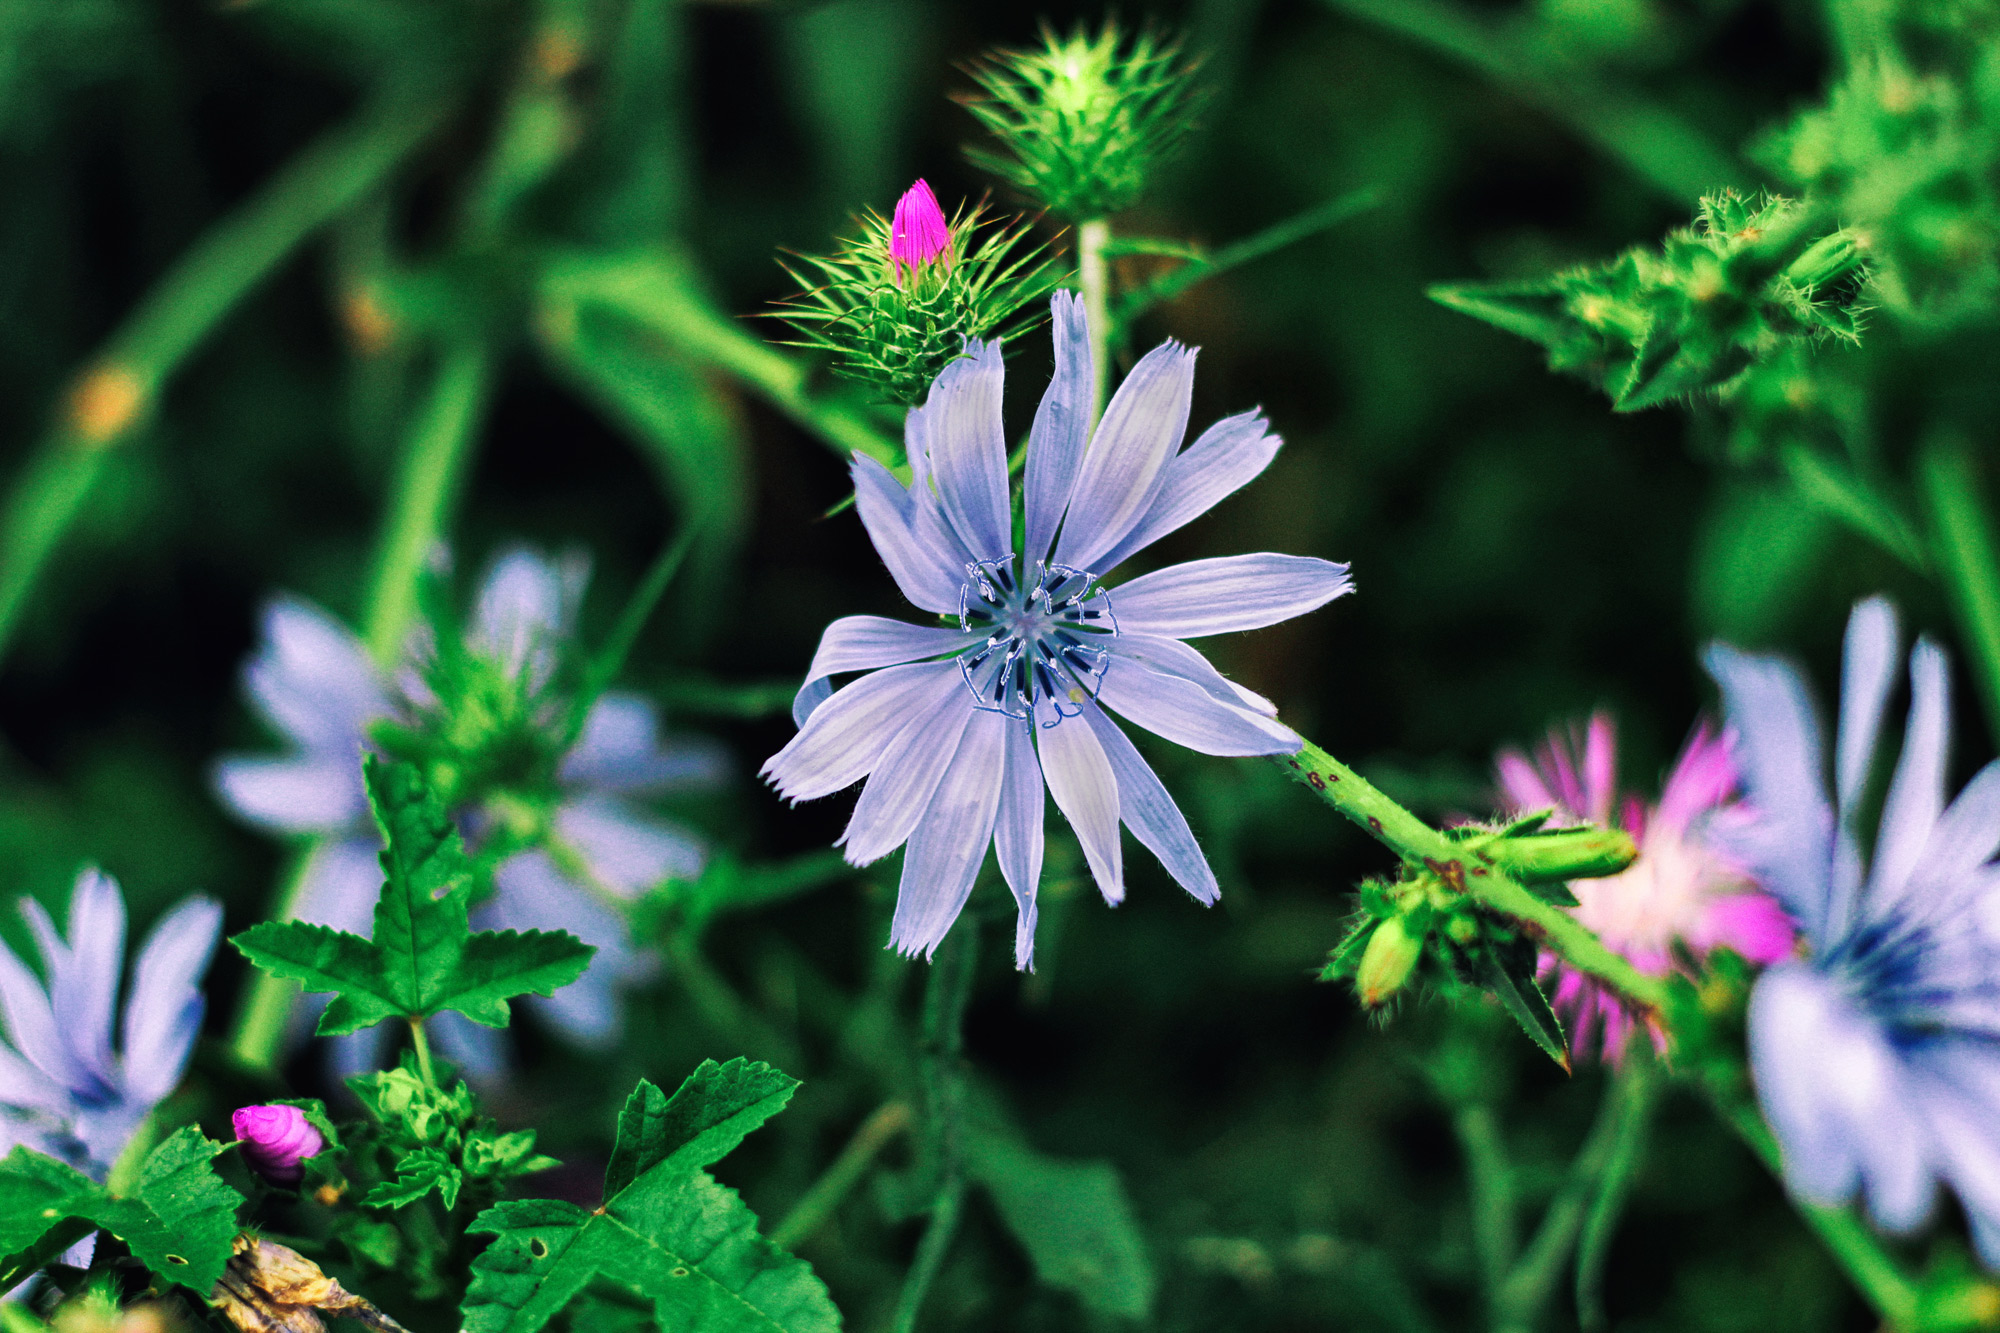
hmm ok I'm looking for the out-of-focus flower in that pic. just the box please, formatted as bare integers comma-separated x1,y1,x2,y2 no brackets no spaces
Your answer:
889,179,950,279
214,547,725,1060
231,1105,325,1186
1497,712,1794,1063
0,869,220,1177
1708,597,2000,1258
766,292,1351,969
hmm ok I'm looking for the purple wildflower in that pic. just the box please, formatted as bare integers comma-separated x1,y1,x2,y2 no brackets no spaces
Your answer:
0,869,221,1177
765,293,1352,968
214,547,724,1063
889,179,950,279
232,1104,326,1186
1497,713,1795,1063
1707,597,2000,1258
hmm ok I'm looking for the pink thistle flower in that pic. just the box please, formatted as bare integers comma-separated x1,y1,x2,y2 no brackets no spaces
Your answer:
232,1104,327,1186
1495,712,1796,1064
889,179,951,280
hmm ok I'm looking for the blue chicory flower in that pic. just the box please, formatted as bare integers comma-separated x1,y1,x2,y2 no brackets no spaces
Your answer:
765,293,1353,967
0,868,221,1177
214,547,724,1063
1707,596,2000,1259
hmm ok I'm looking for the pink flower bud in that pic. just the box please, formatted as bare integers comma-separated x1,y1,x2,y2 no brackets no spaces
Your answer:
889,179,950,278
232,1104,326,1185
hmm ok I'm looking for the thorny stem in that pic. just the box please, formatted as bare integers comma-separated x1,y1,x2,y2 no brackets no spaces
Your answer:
1274,740,1669,1012
771,1101,914,1250
1078,218,1112,428
0,89,449,666
887,925,978,1333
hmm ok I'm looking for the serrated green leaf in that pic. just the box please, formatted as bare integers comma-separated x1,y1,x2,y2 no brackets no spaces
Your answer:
463,1067,831,1333
231,758,595,1033
124,1128,244,1289
366,1146,463,1211
1471,934,1570,1071
604,1060,799,1200
464,1175,837,1333
965,1125,1155,1319
0,1133,243,1295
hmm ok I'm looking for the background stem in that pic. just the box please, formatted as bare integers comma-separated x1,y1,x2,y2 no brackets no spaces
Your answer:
0,90,447,664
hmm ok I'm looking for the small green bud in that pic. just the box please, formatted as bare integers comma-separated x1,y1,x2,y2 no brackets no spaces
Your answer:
1356,916,1424,1009
1483,826,1639,883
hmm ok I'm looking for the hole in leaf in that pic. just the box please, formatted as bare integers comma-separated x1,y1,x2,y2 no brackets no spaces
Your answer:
529,1239,549,1259
165,1255,188,1266
671,1268,690,1278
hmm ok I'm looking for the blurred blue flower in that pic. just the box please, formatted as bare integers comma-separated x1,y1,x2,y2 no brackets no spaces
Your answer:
766,293,1352,967
0,868,221,1177
1708,597,2000,1259
215,547,725,1061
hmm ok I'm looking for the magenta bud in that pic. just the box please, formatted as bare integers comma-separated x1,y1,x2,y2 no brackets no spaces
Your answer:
232,1104,326,1185
889,179,950,278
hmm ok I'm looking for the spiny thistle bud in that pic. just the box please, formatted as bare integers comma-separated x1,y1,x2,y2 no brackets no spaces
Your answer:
776,181,1057,407
1431,191,1869,413
889,179,951,279
1356,916,1424,1009
233,1104,327,1185
961,23,1206,220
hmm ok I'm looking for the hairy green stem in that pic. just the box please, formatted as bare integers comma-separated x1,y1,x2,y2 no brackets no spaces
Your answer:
1274,741,1668,1010
771,1100,913,1250
363,341,497,665
1920,435,2000,752
888,925,978,1333
0,90,447,665
1077,218,1112,427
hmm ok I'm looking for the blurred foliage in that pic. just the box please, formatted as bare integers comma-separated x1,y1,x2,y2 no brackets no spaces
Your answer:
1,0,1992,1328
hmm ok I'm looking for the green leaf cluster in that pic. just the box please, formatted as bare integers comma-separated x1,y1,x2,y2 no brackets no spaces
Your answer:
231,756,594,1035
1432,191,1868,413
462,1058,838,1333
347,1058,557,1212
0,1129,243,1295
777,201,1057,407
961,22,1206,220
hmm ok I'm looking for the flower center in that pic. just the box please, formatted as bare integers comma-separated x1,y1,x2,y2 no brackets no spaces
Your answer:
957,559,1118,723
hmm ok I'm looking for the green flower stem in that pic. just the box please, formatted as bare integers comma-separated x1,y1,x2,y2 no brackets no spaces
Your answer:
888,924,978,1333
1274,740,1670,1010
770,1100,913,1250
1494,1056,1658,1333
408,1016,439,1090
228,846,321,1070
0,89,448,665
362,340,498,665
1454,1100,1519,1302
1709,1086,1922,1329
1078,218,1113,426
1919,434,2000,752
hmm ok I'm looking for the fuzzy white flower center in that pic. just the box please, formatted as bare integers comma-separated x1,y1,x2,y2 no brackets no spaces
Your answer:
957,559,1118,723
